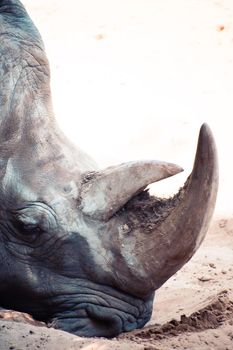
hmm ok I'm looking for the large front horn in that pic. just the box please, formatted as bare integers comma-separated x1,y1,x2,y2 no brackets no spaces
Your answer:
125,123,218,293
80,124,218,296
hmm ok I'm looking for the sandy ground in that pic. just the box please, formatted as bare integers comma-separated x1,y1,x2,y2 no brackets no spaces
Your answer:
1,1,233,349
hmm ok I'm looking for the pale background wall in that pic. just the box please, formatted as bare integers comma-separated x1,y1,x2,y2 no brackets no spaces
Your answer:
22,0,233,215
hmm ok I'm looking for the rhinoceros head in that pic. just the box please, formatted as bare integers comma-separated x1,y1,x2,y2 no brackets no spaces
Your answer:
0,0,218,338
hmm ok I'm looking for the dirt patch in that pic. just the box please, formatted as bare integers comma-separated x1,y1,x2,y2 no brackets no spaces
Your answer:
119,291,233,344
1,290,232,349
117,184,187,233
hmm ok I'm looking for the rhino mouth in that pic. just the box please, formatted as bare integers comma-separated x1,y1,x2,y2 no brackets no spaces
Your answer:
49,300,152,338
44,283,154,338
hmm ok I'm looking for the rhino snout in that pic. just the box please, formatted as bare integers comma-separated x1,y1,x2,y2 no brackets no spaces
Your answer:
50,307,151,338
47,288,153,338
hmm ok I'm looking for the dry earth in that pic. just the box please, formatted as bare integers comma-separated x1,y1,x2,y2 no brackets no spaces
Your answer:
1,0,233,349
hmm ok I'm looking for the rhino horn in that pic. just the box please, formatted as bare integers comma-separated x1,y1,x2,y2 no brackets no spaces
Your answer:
80,161,183,221
129,123,218,292
80,124,218,296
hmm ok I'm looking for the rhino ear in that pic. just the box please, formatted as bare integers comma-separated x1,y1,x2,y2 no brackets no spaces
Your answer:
80,160,183,221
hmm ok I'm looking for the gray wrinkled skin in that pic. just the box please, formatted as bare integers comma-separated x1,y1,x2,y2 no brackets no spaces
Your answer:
0,0,218,338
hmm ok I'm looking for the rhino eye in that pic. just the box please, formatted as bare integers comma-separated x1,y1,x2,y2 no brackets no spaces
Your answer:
12,203,57,236
14,213,43,234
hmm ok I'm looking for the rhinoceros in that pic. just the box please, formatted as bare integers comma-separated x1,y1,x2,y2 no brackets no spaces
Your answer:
0,0,218,338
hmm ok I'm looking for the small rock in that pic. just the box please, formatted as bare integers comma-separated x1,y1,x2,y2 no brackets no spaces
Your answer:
198,276,213,282
217,24,225,32
209,263,216,269
95,33,106,40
